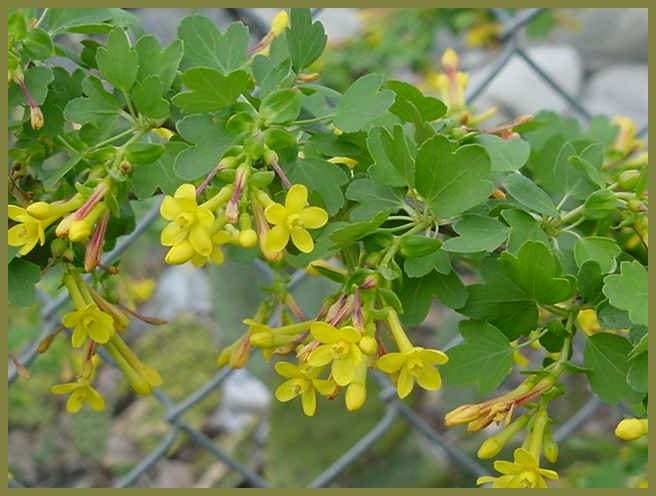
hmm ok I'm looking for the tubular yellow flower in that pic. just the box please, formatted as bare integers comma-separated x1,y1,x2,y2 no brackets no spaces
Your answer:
62,304,115,348
377,346,448,398
274,361,337,416
327,156,359,169
345,358,368,411
160,183,215,258
263,184,328,254
189,230,234,267
51,380,105,413
476,448,559,488
615,418,648,441
8,205,58,255
307,322,363,386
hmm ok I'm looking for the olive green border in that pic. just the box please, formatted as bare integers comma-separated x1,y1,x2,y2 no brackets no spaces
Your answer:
2,1,652,494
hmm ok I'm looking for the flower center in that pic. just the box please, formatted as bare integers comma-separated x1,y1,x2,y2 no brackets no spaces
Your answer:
175,211,195,229
286,213,304,231
518,471,538,488
407,357,424,376
291,378,309,396
82,316,96,328
17,225,30,240
331,340,349,358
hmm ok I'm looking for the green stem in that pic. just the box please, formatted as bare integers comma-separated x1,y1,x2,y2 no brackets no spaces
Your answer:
540,303,570,318
63,272,88,309
121,90,137,119
514,328,549,349
289,113,336,126
88,127,135,151
34,8,49,28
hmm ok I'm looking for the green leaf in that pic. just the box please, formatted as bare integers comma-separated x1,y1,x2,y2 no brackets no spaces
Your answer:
8,258,41,306
626,351,647,394
334,74,395,133
174,113,238,180
476,135,530,172
503,173,559,217
499,240,575,305
367,126,414,188
387,80,446,122
584,333,641,405
63,75,120,125
286,8,327,73
260,89,301,125
403,249,451,278
43,155,82,190
178,16,248,74
443,214,509,253
8,66,54,109
132,141,186,198
574,236,621,274
135,35,183,90
431,270,467,310
397,270,465,325
415,136,492,218
282,158,349,216
172,68,252,114
461,256,537,340
596,300,633,330
629,334,648,361
441,320,514,395
23,28,54,60
501,208,549,255
131,75,169,119
554,142,597,200
345,178,405,221
125,142,165,165
329,211,390,249
96,27,139,92
577,261,604,304
602,261,648,327
44,8,113,35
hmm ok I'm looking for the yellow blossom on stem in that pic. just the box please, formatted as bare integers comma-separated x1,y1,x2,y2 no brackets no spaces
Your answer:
615,418,648,441
51,379,105,413
62,304,115,348
274,361,337,416
263,184,328,254
8,205,58,255
476,448,559,488
345,358,368,411
160,183,215,262
307,321,364,386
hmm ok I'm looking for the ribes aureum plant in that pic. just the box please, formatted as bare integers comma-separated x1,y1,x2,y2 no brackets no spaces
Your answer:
8,8,648,488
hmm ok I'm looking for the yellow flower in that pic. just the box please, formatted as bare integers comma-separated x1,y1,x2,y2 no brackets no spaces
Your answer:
377,346,448,398
62,304,115,348
8,205,57,255
270,10,289,36
51,380,105,413
345,358,368,411
189,230,234,267
160,184,214,260
327,156,358,169
263,184,328,254
307,322,363,386
274,361,337,416
477,448,559,488
577,308,602,336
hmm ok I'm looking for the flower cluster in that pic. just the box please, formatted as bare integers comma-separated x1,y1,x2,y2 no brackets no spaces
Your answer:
217,271,449,416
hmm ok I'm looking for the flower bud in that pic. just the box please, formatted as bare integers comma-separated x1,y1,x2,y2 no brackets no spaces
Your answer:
165,241,194,265
441,48,459,71
345,383,367,411
445,403,484,426
477,437,503,460
30,105,44,130
543,425,559,463
26,201,53,219
271,10,289,36
239,228,258,248
615,418,648,441
68,220,93,242
359,335,378,356
618,170,641,190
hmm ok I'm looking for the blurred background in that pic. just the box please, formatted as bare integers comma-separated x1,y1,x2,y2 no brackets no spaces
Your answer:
8,8,648,488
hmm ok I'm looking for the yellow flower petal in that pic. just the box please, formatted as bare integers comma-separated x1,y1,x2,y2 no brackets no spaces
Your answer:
377,352,406,373
494,460,519,475
514,448,538,469
8,205,28,221
175,183,197,201
339,325,362,344
285,184,308,212
345,383,366,411
275,379,299,402
310,321,339,343
291,228,313,253
160,220,188,246
85,387,105,411
301,388,316,416
332,357,354,386
66,389,85,413
159,196,182,220
397,366,414,398
274,361,301,378
189,225,212,257
307,344,334,367
264,225,289,253
264,203,287,225
313,378,337,396
196,207,215,227
165,241,194,265
419,348,449,365
416,364,441,390
299,207,328,229
71,326,87,348
51,383,78,394
190,253,208,267
538,468,559,480
209,246,225,264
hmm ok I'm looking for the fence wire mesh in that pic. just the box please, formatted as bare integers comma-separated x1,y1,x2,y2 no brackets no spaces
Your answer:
7,7,648,489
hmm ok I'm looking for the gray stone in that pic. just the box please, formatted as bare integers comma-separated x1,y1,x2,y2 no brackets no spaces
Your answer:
141,264,212,321
151,460,194,488
543,8,648,72
582,64,648,127
469,44,583,116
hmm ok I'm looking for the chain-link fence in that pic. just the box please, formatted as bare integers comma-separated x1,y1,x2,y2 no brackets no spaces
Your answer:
8,7,648,488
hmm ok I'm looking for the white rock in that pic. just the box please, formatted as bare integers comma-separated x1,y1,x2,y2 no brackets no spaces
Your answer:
210,369,271,433
142,265,212,321
469,45,583,116
582,65,648,127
